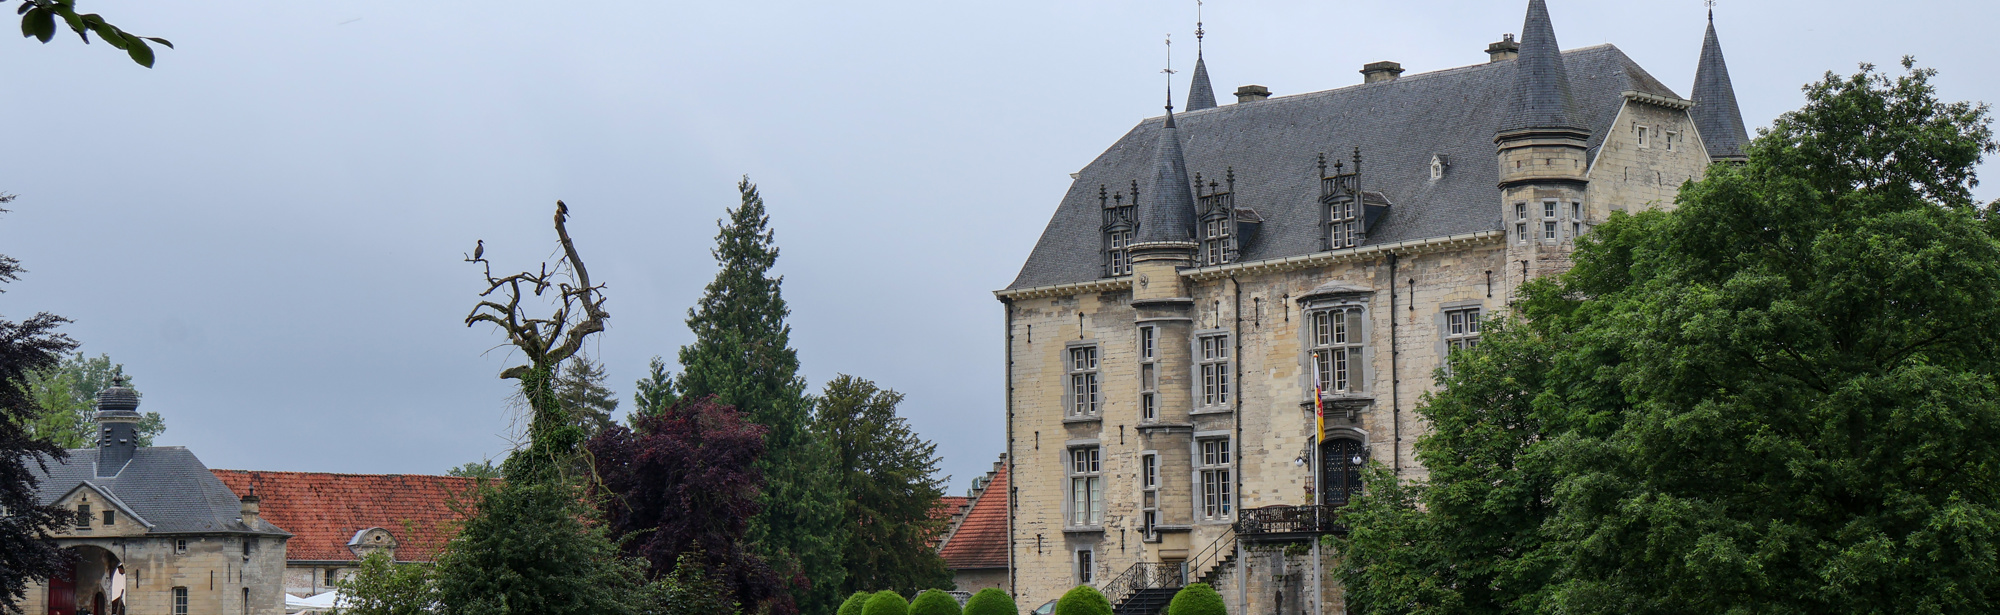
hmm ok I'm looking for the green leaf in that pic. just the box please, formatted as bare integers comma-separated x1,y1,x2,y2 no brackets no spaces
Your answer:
58,9,83,38
89,22,123,49
28,7,57,43
123,36,152,67
144,36,170,48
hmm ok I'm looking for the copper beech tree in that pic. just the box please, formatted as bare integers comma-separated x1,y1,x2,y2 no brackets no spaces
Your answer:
464,200,609,483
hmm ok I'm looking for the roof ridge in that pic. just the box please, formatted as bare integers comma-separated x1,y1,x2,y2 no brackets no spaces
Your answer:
1149,45,1626,122
212,468,479,480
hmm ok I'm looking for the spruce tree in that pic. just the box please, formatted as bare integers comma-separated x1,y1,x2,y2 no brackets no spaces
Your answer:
555,355,618,436
815,375,952,595
675,177,847,614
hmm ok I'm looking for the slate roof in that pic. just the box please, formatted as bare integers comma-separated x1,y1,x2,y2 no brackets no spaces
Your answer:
1186,54,1218,112
1691,16,1749,160
31,447,289,536
1137,111,1200,244
1006,44,1678,291
937,463,1008,570
211,469,483,562
1501,0,1581,133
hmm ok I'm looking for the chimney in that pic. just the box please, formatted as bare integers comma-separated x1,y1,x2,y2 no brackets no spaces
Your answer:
240,492,261,529
1487,34,1520,62
1234,85,1271,103
1360,61,1405,84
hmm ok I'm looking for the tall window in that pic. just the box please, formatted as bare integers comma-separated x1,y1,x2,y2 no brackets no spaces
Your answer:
1069,447,1103,526
1514,202,1528,244
1198,438,1233,519
1140,453,1159,536
1636,124,1650,148
1571,201,1584,238
75,504,91,529
1664,130,1678,151
1310,308,1364,393
1067,346,1099,418
1138,327,1158,422
1197,333,1230,408
1328,200,1360,249
1107,230,1134,276
1201,218,1229,265
173,587,190,615
1542,200,1558,241
1076,549,1095,584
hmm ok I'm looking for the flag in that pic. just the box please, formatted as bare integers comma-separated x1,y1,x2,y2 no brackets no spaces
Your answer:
1314,383,1325,442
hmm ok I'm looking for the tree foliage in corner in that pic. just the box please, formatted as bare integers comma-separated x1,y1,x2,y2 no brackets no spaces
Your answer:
672,178,847,614
20,352,165,449
0,193,81,613
333,551,434,615
815,375,952,596
10,0,169,66
1336,60,2000,615
587,395,792,614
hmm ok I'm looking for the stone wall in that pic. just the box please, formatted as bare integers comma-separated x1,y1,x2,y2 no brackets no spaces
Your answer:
1587,99,1714,214
20,534,289,615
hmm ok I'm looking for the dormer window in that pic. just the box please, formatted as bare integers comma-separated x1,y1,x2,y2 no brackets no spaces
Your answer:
1430,154,1447,180
1100,184,1138,277
1196,170,1241,266
1329,200,1360,249
1201,219,1228,265
1319,151,1372,251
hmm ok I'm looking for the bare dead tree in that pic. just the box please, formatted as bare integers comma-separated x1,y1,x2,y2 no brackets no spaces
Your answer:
464,200,608,482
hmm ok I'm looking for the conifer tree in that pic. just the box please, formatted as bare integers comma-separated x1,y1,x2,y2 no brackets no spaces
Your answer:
674,178,848,614
814,375,952,595
555,355,618,436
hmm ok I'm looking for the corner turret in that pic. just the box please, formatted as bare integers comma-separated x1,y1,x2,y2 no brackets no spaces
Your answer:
1691,11,1750,162
1497,0,1591,281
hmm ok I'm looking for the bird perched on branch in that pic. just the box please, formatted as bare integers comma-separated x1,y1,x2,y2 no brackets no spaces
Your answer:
473,239,484,260
555,200,569,224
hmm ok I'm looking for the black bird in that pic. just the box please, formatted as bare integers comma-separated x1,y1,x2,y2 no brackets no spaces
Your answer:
555,199,569,223
473,239,484,260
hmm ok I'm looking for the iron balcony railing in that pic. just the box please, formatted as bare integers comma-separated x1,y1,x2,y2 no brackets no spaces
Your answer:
1233,504,1342,537
1101,562,1183,608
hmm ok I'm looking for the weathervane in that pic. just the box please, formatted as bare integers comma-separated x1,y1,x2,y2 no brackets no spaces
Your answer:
1196,0,1205,53
1706,0,1715,19
1163,33,1177,111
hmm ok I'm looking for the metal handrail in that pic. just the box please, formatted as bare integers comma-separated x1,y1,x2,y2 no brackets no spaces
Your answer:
1102,562,1183,608
1184,526,1236,586
1234,504,1340,536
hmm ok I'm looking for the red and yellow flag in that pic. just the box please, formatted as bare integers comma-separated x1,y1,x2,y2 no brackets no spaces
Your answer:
1314,384,1325,441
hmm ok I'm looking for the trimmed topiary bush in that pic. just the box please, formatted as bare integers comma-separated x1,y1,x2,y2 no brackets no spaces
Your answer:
841,591,873,615
963,588,1018,615
1167,583,1226,615
863,590,910,615
910,589,964,615
1053,585,1111,615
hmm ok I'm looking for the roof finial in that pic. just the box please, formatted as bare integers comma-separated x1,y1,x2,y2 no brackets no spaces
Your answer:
1163,33,1177,116
1706,0,1715,20
1195,0,1205,55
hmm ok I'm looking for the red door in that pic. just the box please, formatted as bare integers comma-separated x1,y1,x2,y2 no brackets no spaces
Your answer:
45,557,75,615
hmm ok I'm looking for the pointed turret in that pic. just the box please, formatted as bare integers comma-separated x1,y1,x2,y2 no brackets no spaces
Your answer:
1137,110,1198,243
1499,0,1581,134
1186,54,1217,111
1691,12,1750,162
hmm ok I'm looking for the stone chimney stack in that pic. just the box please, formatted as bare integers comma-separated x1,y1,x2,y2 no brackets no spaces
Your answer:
1360,61,1405,84
1234,85,1271,103
1487,34,1520,62
240,491,262,529
93,375,142,478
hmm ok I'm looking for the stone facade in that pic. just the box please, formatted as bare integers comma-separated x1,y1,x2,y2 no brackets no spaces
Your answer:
996,2,1747,613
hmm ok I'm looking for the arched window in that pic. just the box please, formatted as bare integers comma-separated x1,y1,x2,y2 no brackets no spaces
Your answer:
1320,438,1365,507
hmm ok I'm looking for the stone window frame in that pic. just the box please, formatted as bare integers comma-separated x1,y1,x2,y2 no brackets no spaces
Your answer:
1101,184,1138,278
1138,326,1159,423
1306,305,1369,395
175,538,188,554
1191,329,1232,412
1664,129,1678,151
1513,202,1529,245
1194,432,1234,522
1064,342,1101,420
1066,443,1104,529
1542,199,1560,242
1437,300,1486,375
1139,450,1160,538
1075,547,1097,585
1327,198,1362,249
174,587,190,615
102,509,114,526
1636,123,1651,148
1572,201,1585,239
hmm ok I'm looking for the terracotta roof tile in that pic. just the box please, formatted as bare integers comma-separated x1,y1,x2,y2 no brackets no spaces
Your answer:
212,469,485,562
937,464,1007,570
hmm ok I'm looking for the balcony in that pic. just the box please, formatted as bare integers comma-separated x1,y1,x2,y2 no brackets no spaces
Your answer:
1233,505,1342,542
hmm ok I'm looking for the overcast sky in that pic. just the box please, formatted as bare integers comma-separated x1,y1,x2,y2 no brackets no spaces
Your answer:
2,0,1994,491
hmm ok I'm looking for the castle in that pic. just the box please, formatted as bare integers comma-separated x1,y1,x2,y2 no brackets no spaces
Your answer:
993,2,1749,613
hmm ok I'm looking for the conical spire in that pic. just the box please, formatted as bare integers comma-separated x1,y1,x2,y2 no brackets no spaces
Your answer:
1499,0,1581,134
1691,12,1750,160
1186,53,1217,111
1137,110,1198,243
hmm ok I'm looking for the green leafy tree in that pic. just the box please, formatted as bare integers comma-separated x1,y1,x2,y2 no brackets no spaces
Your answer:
446,460,500,480
0,193,82,613
648,552,741,615
673,177,847,613
1166,584,1225,615
909,590,962,615
815,375,952,596
8,1,170,66
1052,586,1109,615
432,481,650,615
1337,59,2000,615
961,589,1016,615
839,591,871,615
333,551,434,615
861,591,908,615
18,352,164,449
556,355,618,436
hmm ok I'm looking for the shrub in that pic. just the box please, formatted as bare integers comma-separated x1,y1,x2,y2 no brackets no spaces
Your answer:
1052,586,1110,615
962,588,1017,615
863,590,909,615
840,592,873,615
1167,584,1225,615
909,589,963,615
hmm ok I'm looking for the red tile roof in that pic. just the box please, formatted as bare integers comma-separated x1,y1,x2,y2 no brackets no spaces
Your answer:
937,463,1007,570
928,496,971,547
212,469,485,563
